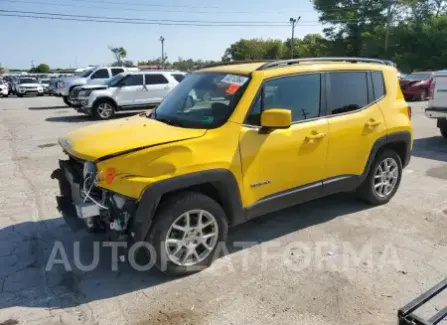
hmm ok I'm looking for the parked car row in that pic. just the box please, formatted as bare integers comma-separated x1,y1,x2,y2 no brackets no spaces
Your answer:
60,68,187,119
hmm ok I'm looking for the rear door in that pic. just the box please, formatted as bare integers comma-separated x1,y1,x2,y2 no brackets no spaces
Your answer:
144,74,172,104
323,70,387,194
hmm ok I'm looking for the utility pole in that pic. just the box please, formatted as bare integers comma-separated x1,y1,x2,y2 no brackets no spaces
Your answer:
159,36,165,69
385,0,395,54
289,17,301,59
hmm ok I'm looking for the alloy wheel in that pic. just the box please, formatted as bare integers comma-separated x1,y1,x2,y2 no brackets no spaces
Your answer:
165,209,219,266
373,157,399,198
97,103,113,119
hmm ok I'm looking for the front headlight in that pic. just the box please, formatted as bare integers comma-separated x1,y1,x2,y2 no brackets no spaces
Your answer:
83,161,97,179
79,89,92,97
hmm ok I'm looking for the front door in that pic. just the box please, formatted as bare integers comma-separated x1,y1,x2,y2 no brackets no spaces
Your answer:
115,74,144,107
239,73,329,211
323,71,387,187
144,74,172,104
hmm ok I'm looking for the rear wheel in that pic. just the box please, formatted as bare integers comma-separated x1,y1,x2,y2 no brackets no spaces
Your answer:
146,192,228,276
358,150,402,205
93,99,116,120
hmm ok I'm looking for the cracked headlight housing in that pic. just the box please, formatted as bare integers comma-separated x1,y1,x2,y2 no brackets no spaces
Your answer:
83,161,97,179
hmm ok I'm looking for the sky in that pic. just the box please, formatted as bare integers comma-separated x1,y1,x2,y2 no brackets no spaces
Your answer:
0,0,324,69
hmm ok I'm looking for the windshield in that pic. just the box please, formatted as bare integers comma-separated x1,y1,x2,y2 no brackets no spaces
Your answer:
40,79,50,84
152,72,250,129
404,73,432,81
19,78,37,84
106,73,126,87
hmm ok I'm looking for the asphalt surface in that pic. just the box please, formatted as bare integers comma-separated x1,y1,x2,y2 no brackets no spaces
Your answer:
0,97,446,325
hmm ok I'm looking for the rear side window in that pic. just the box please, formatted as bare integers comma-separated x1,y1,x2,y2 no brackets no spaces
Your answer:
145,74,169,85
327,72,368,115
171,74,185,82
371,71,385,100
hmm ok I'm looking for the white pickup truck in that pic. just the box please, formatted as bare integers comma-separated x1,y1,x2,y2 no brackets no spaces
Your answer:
55,66,138,107
425,70,447,138
73,70,186,119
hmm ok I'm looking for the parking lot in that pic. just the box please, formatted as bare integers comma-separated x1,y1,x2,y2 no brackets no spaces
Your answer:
0,96,446,325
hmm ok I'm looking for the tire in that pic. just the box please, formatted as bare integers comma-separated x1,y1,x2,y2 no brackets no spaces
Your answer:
17,93,23,97
145,192,228,276
93,99,116,120
62,96,72,107
440,126,447,139
358,150,402,205
419,90,427,101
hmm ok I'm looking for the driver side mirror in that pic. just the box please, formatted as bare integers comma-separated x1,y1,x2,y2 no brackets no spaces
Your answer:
260,109,291,129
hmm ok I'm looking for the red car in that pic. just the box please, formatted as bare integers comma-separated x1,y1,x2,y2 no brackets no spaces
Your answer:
400,71,434,101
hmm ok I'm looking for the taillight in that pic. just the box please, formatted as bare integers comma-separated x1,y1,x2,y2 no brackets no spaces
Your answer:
407,105,412,120
428,80,436,99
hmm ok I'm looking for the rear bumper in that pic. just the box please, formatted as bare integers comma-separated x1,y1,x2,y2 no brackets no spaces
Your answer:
425,108,447,119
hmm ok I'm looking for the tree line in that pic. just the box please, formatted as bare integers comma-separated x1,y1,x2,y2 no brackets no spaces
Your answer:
222,0,447,73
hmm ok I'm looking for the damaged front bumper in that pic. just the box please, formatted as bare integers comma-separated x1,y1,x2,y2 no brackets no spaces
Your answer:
51,159,137,235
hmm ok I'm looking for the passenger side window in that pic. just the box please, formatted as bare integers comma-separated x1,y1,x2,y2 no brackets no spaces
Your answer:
245,74,321,125
91,69,110,79
371,71,385,100
171,74,185,82
121,74,143,86
327,72,368,115
145,74,169,85
111,68,125,76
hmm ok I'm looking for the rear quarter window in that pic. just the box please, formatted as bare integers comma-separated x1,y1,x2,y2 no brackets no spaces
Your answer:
371,71,386,100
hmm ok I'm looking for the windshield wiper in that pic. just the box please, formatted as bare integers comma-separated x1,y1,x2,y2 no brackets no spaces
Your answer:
156,117,185,127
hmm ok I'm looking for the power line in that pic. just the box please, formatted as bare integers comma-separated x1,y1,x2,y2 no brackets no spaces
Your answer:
0,0,379,15
0,9,288,24
0,9,387,26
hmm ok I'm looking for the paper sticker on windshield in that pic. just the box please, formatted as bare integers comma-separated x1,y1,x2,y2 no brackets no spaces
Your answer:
225,83,241,95
221,74,248,85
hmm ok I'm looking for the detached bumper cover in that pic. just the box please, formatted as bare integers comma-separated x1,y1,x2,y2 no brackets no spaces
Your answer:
398,278,447,325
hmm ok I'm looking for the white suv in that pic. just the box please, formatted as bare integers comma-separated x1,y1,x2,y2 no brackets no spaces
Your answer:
75,70,186,120
56,66,138,107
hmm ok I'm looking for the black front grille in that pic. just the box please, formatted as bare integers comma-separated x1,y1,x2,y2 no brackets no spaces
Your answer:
70,87,81,99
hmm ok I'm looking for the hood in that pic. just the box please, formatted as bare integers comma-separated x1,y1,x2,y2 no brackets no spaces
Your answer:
67,77,88,87
59,115,206,161
400,79,428,88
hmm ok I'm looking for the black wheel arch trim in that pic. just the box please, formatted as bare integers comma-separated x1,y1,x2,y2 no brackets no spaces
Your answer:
130,169,244,242
92,96,118,110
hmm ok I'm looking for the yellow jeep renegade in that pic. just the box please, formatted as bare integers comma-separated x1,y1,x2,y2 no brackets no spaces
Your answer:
52,57,413,275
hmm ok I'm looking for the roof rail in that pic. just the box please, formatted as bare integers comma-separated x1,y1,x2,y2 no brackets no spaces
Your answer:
257,57,386,70
201,60,273,69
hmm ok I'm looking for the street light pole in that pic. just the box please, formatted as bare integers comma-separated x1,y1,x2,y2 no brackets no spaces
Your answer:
159,36,165,69
289,16,301,59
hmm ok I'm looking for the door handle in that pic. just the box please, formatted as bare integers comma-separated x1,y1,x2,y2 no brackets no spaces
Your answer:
365,119,382,128
305,131,326,141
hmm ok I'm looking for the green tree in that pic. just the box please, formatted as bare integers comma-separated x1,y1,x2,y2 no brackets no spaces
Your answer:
36,63,50,73
312,0,388,56
222,39,283,61
109,46,127,65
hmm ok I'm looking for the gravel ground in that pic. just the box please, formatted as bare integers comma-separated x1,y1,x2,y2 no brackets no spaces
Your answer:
0,97,446,325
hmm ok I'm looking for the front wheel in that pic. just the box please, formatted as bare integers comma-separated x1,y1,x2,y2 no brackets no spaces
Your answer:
17,93,23,97
93,99,116,120
62,96,72,107
146,192,228,276
358,150,402,205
